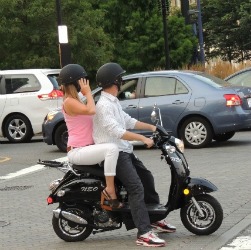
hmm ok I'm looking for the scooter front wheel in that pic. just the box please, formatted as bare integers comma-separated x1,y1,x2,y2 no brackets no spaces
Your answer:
180,194,223,235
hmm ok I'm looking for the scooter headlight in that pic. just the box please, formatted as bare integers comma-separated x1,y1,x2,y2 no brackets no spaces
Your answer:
175,138,184,153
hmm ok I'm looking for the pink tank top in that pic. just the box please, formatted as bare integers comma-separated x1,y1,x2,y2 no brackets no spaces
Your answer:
63,108,94,147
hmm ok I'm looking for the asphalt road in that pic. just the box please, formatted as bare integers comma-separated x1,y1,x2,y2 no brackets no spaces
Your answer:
0,135,65,177
0,131,251,249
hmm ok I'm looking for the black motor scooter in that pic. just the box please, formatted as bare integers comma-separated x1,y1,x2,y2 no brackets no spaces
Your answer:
38,105,223,242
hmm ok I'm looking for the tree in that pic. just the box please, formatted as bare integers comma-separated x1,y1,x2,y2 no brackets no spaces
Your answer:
168,15,197,68
0,0,58,69
0,0,113,78
237,1,251,62
202,0,251,63
98,0,198,72
62,0,114,75
0,0,198,74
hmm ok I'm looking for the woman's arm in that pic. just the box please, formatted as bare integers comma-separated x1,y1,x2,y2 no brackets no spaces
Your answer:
64,78,95,116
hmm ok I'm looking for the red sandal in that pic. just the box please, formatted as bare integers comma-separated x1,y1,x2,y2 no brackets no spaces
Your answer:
102,189,123,209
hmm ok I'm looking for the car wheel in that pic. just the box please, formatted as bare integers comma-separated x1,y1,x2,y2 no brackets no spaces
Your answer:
54,123,68,152
213,131,235,142
4,114,33,143
180,117,213,149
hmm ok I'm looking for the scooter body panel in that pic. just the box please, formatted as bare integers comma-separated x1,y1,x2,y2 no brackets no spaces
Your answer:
163,146,218,214
187,177,218,196
162,149,190,211
52,178,104,203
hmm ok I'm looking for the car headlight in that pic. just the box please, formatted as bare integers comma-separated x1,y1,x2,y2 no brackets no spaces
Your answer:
175,138,184,153
46,110,58,122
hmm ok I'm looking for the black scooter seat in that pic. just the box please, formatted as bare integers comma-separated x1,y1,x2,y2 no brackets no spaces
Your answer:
72,164,104,177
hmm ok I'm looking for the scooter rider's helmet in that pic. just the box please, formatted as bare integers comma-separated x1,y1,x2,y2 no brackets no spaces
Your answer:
96,62,126,90
58,64,88,91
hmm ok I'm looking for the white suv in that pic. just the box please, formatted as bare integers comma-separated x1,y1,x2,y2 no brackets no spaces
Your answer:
0,69,63,143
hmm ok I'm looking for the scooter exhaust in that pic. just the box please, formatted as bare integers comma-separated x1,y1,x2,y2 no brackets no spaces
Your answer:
53,208,88,225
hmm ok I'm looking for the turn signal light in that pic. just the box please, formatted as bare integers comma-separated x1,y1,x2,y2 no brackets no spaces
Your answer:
183,189,190,195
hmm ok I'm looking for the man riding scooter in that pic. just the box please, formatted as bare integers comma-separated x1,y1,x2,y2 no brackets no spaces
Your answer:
93,62,176,247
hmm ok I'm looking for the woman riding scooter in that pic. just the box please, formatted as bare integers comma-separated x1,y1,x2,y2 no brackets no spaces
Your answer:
59,64,122,208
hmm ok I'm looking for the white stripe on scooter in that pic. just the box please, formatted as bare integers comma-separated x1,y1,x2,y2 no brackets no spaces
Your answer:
0,157,68,180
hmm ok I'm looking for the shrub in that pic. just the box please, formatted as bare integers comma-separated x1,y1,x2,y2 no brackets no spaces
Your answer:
185,59,251,79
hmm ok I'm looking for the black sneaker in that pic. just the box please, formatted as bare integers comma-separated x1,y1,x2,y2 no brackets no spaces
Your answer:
136,231,166,247
151,220,176,233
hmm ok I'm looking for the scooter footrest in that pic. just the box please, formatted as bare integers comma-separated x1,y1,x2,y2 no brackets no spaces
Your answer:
146,204,168,214
110,203,168,214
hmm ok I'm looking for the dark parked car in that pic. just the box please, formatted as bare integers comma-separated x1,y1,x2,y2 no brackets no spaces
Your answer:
225,67,251,88
42,70,251,152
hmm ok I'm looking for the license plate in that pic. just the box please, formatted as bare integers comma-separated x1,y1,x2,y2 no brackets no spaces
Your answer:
248,98,251,108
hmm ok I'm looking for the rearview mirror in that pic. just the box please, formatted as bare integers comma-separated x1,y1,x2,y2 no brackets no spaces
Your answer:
151,103,163,126
151,110,157,123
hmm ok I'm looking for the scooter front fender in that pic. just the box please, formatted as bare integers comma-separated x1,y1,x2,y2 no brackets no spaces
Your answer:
187,177,218,196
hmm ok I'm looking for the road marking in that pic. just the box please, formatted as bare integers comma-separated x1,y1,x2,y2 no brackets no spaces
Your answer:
0,157,11,163
0,157,68,180
220,236,251,250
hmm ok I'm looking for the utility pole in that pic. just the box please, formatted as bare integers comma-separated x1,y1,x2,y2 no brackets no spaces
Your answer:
180,0,190,24
197,0,205,64
181,0,205,65
56,0,71,68
56,0,62,26
160,0,170,70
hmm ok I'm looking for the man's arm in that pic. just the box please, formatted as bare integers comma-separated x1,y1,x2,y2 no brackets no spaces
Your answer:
123,111,156,132
134,121,156,132
121,121,156,148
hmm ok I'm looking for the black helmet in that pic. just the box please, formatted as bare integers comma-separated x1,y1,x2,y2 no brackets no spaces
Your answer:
96,62,126,89
58,64,87,86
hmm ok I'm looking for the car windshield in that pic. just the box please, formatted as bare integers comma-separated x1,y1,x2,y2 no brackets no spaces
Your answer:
226,71,251,87
48,74,60,90
193,72,231,88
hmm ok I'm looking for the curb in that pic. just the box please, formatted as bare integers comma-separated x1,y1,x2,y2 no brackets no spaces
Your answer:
204,214,251,250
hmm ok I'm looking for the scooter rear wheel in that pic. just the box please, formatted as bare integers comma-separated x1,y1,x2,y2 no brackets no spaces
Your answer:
180,194,223,235
52,206,93,242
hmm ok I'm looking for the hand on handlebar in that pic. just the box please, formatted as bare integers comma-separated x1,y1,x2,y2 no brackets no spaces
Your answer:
143,137,154,148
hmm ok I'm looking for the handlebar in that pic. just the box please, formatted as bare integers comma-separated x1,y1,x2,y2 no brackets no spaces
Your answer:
150,125,173,148
155,124,172,137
